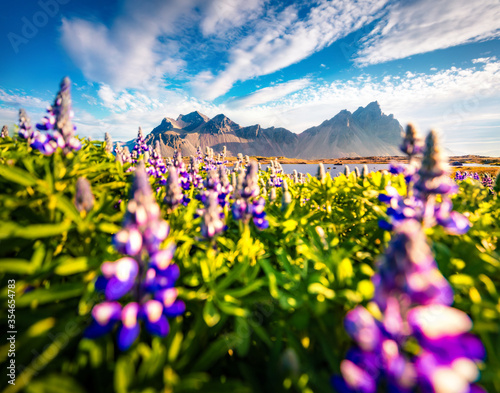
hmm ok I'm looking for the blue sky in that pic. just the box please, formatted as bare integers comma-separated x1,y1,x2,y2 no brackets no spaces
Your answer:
1,0,500,155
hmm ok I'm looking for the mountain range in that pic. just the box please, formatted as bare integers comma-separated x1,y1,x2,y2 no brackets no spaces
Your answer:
126,101,404,159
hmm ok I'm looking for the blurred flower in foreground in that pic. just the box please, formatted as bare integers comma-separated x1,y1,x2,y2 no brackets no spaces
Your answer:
400,123,423,159
1,125,8,138
33,77,81,155
334,217,485,393
414,131,457,198
373,220,453,311
380,129,469,235
85,162,184,350
74,177,95,213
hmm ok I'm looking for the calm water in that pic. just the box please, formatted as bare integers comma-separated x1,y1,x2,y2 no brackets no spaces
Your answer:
262,163,390,177
262,163,498,177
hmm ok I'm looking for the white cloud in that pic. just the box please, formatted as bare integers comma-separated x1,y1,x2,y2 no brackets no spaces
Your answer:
191,0,388,100
200,0,266,36
473,56,498,64
60,0,193,91
0,89,49,109
228,78,311,107
356,0,500,65
213,58,500,155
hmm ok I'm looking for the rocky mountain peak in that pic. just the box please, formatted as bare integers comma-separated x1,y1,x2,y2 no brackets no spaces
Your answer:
177,111,210,131
201,114,239,135
136,102,404,159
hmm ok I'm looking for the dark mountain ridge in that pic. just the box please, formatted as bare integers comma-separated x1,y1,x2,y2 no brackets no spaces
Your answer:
126,101,404,158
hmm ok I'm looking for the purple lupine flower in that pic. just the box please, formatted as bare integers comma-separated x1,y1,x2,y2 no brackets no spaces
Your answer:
378,186,423,230
231,161,268,229
164,167,184,210
133,127,149,156
335,202,485,393
414,131,457,197
251,197,269,230
1,125,8,138
373,220,453,311
400,123,423,158
408,304,486,393
74,177,95,213
333,303,416,393
381,130,469,234
199,191,225,239
434,198,470,235
240,161,259,199
18,109,36,142
218,165,233,207
189,155,202,189
34,77,81,155
481,174,493,191
86,162,184,350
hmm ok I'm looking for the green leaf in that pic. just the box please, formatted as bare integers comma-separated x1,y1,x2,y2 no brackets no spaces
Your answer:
17,283,84,307
0,258,34,274
0,164,37,187
54,193,82,222
54,257,90,275
0,221,72,239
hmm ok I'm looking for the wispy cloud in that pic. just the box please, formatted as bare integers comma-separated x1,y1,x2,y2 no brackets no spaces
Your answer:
191,0,388,100
227,78,311,107
356,0,500,65
61,0,194,91
0,89,49,109
200,0,266,36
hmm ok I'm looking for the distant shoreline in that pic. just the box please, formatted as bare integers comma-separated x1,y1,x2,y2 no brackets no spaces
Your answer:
219,155,500,166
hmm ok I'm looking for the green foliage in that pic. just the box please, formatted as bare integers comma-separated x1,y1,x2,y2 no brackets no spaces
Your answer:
1,138,500,393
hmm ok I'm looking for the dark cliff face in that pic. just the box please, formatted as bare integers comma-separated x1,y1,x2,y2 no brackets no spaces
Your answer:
261,127,299,144
130,103,404,158
151,118,175,134
236,125,261,139
177,111,209,131
352,101,402,142
199,114,239,135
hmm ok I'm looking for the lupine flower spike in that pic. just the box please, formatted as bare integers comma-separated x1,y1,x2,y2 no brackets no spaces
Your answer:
0,125,8,138
232,161,269,229
200,191,225,240
334,220,485,393
85,162,184,350
164,167,184,210
18,109,35,143
104,132,113,154
317,163,326,182
74,177,95,213
32,77,81,155
401,123,423,161
380,129,469,235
